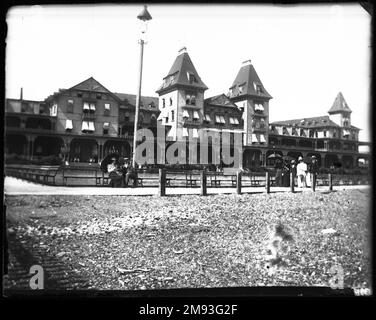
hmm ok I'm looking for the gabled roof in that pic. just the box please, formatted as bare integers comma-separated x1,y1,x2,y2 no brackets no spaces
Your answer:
229,60,272,99
271,115,340,128
204,94,239,109
156,48,208,94
114,93,159,111
45,77,121,102
69,77,115,95
328,92,352,114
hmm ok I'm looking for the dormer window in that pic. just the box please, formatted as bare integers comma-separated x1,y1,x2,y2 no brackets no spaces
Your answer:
253,82,262,94
187,72,197,84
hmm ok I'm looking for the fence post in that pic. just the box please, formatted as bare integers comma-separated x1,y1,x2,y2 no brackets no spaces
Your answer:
312,173,316,192
328,173,333,191
265,171,270,194
236,171,242,195
200,170,207,196
290,172,295,193
159,168,166,197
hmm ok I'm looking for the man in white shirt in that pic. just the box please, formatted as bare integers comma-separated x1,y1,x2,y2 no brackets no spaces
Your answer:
296,156,307,188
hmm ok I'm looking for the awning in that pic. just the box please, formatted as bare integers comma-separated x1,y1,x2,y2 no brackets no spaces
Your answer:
234,118,239,125
193,111,200,120
205,114,211,121
192,128,199,138
90,103,96,111
229,117,235,124
88,121,95,131
83,102,90,110
260,134,266,143
183,110,190,119
220,115,226,124
251,133,258,143
81,121,89,131
215,115,221,123
65,119,73,130
182,127,189,137
255,104,264,111
343,130,350,136
103,122,110,129
167,127,176,138
104,103,110,110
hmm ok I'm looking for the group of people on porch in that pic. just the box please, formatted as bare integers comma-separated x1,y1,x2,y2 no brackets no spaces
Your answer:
274,155,319,188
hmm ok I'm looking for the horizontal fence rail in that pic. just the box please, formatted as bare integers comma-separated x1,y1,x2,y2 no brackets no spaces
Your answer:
5,165,370,191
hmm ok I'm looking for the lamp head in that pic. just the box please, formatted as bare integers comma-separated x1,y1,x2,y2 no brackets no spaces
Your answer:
137,5,152,22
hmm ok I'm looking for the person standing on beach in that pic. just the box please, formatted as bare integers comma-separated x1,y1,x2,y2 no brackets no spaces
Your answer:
296,156,307,188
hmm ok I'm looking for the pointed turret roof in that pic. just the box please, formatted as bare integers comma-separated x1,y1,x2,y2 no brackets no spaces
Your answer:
229,60,272,100
156,47,208,94
328,92,352,114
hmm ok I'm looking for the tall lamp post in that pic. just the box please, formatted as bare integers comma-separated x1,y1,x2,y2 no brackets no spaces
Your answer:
132,5,152,168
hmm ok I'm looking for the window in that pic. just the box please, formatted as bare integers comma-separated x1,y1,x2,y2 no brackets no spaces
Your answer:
253,82,262,94
82,121,89,132
229,117,235,125
186,92,196,105
300,128,305,137
89,103,96,112
169,97,173,106
187,72,197,84
88,121,95,132
65,119,73,131
323,130,327,137
283,127,288,135
50,104,58,116
192,128,199,138
238,85,244,94
77,92,82,98
182,127,189,137
215,115,221,124
220,115,226,124
67,99,74,113
162,98,165,108
234,118,239,125
309,130,314,138
204,114,211,122
103,122,110,134
104,103,110,111
260,134,266,143
83,102,90,112
315,131,318,138
251,133,258,144
255,103,264,112
343,119,349,127
193,111,200,120
171,111,175,122
124,111,130,122
183,109,190,119
292,128,298,136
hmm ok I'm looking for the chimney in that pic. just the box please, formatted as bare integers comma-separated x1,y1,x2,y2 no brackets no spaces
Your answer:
20,87,23,100
242,59,252,67
178,47,187,54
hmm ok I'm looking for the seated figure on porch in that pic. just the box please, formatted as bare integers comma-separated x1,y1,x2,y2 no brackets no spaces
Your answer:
125,162,138,187
108,158,123,187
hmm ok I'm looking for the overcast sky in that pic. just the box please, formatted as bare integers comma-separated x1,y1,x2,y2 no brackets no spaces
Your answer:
6,4,371,142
